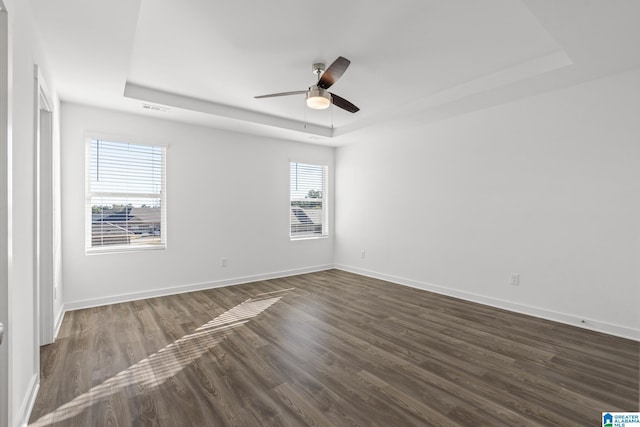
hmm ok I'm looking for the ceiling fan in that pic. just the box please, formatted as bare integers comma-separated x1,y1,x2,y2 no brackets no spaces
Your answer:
255,56,360,113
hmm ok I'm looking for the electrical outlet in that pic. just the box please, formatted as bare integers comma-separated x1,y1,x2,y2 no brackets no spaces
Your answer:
510,273,520,286
220,258,228,268
361,250,366,259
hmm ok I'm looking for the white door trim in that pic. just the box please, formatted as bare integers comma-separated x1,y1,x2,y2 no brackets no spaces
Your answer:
34,65,55,346
0,2,12,427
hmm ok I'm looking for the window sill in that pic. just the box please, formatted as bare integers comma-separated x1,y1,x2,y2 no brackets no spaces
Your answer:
86,245,166,255
290,235,329,241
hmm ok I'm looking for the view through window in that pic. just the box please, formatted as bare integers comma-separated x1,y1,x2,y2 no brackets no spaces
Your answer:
87,138,166,251
290,162,328,239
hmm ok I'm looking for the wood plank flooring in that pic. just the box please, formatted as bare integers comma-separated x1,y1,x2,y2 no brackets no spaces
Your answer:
29,270,639,426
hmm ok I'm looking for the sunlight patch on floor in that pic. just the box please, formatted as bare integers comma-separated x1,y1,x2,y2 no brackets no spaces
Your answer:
30,293,287,426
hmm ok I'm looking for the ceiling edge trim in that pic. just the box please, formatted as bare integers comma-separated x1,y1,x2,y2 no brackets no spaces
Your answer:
335,50,573,137
123,82,333,138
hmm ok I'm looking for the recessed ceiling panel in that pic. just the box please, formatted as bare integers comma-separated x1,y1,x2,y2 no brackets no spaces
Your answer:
127,0,562,130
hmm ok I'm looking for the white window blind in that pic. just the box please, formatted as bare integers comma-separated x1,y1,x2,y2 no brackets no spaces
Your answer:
290,162,328,239
86,138,166,252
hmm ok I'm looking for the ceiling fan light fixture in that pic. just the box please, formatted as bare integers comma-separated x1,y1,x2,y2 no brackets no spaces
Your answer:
306,86,331,110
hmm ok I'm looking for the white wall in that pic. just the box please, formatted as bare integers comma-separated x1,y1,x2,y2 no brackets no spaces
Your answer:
335,68,640,339
61,104,334,308
4,0,60,425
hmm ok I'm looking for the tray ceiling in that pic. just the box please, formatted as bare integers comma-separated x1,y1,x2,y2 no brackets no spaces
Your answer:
29,0,640,145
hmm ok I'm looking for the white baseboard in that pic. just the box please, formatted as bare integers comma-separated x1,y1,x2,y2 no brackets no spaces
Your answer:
335,264,640,341
63,264,334,312
17,373,39,427
59,263,640,341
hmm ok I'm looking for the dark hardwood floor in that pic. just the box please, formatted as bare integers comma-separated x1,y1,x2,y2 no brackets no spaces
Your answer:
29,269,639,426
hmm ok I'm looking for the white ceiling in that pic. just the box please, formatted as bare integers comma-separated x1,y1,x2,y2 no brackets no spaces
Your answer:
29,0,640,146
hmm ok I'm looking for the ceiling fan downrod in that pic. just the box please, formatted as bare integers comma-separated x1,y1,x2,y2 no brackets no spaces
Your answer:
312,63,326,81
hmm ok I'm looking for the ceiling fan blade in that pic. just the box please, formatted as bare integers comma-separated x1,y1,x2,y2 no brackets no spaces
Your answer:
255,90,307,99
317,56,351,89
330,93,359,113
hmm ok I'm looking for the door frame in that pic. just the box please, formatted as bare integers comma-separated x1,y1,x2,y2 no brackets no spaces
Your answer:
34,65,54,346
0,2,11,427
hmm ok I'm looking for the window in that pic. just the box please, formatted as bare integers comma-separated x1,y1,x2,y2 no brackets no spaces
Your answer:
86,138,166,252
290,162,328,239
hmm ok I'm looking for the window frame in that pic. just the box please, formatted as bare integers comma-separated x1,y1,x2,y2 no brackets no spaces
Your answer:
289,160,329,240
85,135,167,254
